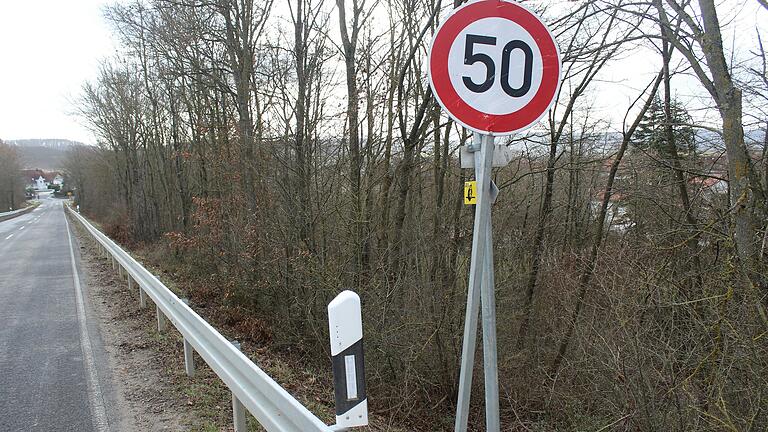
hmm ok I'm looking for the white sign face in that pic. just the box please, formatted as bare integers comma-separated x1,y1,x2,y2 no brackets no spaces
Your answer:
448,17,544,116
428,0,561,135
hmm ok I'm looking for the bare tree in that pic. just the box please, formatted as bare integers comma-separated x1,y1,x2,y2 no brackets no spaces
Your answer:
653,0,767,291
0,140,23,211
552,69,664,374
518,1,643,346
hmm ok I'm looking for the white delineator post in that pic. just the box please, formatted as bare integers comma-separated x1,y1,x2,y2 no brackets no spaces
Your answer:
328,290,368,428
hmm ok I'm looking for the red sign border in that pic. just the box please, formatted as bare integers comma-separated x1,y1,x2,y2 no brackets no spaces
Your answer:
428,0,561,135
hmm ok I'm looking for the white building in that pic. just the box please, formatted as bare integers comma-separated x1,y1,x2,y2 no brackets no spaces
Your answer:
33,175,47,190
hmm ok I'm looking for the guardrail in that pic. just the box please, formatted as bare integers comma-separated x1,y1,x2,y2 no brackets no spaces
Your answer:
0,204,36,223
66,206,362,432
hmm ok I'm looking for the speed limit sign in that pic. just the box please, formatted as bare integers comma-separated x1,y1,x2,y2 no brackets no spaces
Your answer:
428,0,561,134
433,2,563,430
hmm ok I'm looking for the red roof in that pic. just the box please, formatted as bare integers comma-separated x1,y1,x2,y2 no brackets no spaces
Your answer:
690,176,725,188
21,169,59,182
595,190,627,202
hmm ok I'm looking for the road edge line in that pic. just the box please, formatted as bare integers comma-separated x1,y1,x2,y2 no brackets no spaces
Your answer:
65,211,110,432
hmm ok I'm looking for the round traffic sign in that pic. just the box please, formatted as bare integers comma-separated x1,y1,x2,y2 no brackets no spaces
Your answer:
428,0,561,135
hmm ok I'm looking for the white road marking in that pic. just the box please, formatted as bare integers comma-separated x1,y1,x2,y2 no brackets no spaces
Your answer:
4,234,12,240
19,226,24,230
64,215,109,432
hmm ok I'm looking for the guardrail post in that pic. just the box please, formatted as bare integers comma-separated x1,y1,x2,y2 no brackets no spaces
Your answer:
328,291,368,429
69,207,340,431
157,305,166,332
181,298,195,377
111,257,117,271
230,340,247,432
138,282,147,308
128,275,146,309
118,265,124,279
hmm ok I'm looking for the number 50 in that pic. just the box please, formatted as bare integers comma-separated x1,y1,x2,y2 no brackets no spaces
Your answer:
462,34,533,97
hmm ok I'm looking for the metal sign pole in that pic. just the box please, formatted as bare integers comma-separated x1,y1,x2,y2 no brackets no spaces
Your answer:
429,2,560,429
455,132,499,432
480,189,499,431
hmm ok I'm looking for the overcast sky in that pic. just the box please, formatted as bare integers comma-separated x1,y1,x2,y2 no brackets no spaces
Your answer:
0,1,765,145
0,0,114,144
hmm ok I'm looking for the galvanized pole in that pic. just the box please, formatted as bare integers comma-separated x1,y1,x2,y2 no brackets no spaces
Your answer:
455,133,496,432
480,209,499,431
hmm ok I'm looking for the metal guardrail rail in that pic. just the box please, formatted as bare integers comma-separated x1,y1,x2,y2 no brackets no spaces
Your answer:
0,204,36,223
66,206,335,432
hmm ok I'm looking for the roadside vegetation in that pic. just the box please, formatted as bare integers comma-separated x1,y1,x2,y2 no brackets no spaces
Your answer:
65,0,767,430
0,139,24,211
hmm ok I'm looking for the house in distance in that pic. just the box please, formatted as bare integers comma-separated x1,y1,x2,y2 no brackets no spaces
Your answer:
22,169,64,191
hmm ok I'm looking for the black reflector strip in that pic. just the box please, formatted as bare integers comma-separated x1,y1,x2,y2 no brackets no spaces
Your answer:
331,339,366,415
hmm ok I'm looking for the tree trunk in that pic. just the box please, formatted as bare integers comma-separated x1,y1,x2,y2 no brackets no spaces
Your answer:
551,71,663,374
337,0,363,288
659,35,702,291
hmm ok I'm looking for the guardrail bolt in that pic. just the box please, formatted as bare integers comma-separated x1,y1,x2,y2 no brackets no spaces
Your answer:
181,298,195,377
230,340,247,432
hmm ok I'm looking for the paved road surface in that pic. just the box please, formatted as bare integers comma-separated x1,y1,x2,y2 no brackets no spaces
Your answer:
0,197,111,431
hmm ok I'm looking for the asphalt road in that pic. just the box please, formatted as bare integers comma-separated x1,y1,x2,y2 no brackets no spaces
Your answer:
0,197,110,431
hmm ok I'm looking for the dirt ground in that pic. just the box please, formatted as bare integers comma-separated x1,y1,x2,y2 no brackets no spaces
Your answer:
73,220,206,431
70,213,407,432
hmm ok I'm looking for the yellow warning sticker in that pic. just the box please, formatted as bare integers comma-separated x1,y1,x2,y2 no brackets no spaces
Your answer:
464,181,477,205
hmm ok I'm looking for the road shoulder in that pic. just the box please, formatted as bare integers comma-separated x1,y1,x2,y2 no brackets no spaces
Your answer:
69,216,198,431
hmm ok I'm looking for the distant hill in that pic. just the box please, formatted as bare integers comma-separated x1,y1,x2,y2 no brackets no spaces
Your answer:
8,138,83,150
16,146,68,170
6,139,84,170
